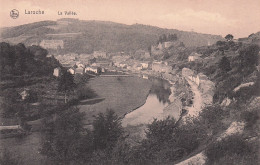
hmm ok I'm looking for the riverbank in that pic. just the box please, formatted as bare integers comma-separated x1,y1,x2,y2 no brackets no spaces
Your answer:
121,71,185,144
140,70,184,121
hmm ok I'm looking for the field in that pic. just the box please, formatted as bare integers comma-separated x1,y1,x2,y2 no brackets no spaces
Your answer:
79,76,152,125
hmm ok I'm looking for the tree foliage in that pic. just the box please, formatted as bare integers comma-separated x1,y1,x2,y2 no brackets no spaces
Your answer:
58,71,75,103
238,44,259,75
205,134,255,165
0,42,60,77
93,109,124,151
158,34,178,43
41,106,85,164
225,34,234,41
219,56,231,72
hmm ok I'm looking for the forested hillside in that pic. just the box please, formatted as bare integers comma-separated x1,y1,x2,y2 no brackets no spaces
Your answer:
0,42,60,78
0,18,223,54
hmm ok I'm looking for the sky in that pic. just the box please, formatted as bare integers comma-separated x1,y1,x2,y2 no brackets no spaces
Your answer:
0,0,259,38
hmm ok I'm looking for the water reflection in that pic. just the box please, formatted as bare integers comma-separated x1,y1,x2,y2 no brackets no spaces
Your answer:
122,77,172,127
149,77,171,104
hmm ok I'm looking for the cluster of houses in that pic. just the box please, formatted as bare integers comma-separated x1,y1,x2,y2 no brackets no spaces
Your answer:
152,61,172,73
53,64,103,77
111,55,151,71
52,48,211,77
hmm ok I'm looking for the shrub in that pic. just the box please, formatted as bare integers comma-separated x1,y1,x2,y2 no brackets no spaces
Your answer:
198,105,228,134
0,149,22,165
240,109,259,129
205,134,254,165
75,86,97,100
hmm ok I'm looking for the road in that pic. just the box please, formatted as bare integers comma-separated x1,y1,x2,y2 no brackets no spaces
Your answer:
185,78,203,118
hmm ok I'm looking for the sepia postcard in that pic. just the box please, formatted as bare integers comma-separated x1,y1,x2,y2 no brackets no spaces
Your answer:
0,0,259,164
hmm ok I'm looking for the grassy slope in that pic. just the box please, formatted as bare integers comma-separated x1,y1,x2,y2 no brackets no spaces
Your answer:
79,76,152,125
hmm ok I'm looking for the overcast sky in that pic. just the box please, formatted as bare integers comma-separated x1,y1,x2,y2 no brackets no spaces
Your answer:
1,0,259,38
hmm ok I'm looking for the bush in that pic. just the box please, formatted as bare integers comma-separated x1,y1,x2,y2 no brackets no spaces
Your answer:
240,109,259,129
131,117,207,163
198,105,228,134
205,134,254,165
0,149,22,165
75,86,97,100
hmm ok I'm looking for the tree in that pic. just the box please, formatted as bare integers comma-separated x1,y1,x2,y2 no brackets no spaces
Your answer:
162,34,167,42
58,71,75,103
41,107,85,164
148,45,152,55
92,109,124,151
225,34,234,41
145,117,176,143
168,34,178,41
28,45,48,61
238,44,260,75
219,56,231,72
1,89,21,118
135,116,206,163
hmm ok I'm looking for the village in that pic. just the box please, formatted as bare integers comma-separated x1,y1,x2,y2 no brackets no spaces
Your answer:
45,38,205,79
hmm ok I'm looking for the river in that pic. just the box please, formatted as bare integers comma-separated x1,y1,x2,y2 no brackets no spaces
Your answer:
122,76,172,127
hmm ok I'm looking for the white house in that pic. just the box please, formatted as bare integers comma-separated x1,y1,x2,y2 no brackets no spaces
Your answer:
119,62,127,68
68,68,75,75
75,67,84,74
141,62,149,69
20,89,30,100
142,74,149,79
53,67,61,77
85,66,100,74
76,62,85,68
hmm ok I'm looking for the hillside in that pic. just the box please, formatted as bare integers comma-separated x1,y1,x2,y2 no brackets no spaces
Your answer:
0,18,223,54
171,37,260,165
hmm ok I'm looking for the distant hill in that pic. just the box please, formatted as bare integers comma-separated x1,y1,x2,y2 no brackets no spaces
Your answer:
238,31,260,46
0,18,223,54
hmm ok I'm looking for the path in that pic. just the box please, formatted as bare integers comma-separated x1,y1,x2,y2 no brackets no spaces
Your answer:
185,79,203,117
174,78,206,165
